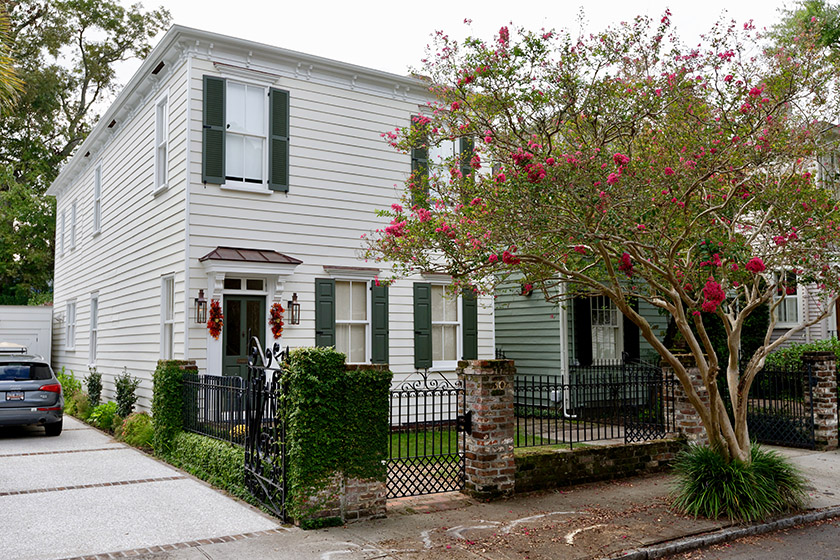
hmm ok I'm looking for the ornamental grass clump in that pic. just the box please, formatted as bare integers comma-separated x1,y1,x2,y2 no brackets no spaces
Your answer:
671,444,807,522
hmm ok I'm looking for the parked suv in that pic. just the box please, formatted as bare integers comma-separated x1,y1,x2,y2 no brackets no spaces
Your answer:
0,345,63,436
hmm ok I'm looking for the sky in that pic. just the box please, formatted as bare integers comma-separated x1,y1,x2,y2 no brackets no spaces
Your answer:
114,0,801,83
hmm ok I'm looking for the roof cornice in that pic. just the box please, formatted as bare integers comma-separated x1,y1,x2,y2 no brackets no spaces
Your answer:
46,25,430,198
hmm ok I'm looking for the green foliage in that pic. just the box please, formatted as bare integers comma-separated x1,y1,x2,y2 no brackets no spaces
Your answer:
56,367,81,398
765,337,840,370
0,1,170,302
114,367,140,417
69,391,91,420
671,444,808,521
116,412,154,449
85,367,102,407
701,302,770,365
88,401,118,431
0,4,23,111
165,432,249,501
284,348,392,522
151,360,186,454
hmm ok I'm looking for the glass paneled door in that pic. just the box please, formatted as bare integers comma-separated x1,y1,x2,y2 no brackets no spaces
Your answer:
223,296,266,378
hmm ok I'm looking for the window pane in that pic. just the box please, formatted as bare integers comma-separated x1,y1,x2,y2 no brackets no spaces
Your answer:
164,324,173,360
227,82,246,132
246,85,264,135
157,145,167,185
225,300,241,357
246,279,263,291
224,278,241,290
352,282,367,321
431,285,444,322
336,281,350,321
335,324,350,356
443,325,457,361
246,300,262,341
432,325,443,361
443,291,458,322
350,324,366,363
226,134,244,179
165,278,174,321
243,136,263,181
90,298,98,329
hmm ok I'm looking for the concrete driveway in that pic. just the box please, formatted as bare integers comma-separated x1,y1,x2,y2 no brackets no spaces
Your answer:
0,416,281,560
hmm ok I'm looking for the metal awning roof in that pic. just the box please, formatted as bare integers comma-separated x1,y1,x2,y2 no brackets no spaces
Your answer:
199,247,302,265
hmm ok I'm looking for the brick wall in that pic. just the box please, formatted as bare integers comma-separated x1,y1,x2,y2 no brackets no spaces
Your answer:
514,439,685,494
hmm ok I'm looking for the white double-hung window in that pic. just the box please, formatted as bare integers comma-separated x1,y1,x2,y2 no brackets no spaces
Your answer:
92,165,101,234
775,271,801,327
225,82,266,185
161,275,174,359
335,280,368,364
431,285,459,364
154,94,169,192
89,293,98,364
66,301,76,350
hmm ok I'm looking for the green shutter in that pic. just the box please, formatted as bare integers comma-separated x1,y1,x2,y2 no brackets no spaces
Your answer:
459,137,474,177
202,75,226,184
269,88,290,192
413,282,432,369
371,282,389,364
462,289,478,360
315,279,335,348
410,115,429,208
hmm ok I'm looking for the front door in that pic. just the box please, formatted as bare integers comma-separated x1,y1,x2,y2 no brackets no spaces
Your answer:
223,296,266,378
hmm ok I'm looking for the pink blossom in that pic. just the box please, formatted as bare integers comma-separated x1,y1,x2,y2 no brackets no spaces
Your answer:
546,157,556,165
607,173,619,185
415,207,432,222
618,252,634,277
488,254,499,263
470,197,483,206
701,300,719,312
498,26,510,46
746,257,766,273
384,219,407,237
613,153,630,166
391,203,403,213
573,245,587,255
724,75,734,82
495,172,507,183
484,136,492,144
451,101,460,111
501,250,520,264
664,167,675,176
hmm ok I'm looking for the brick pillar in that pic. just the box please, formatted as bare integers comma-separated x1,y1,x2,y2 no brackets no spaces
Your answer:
457,359,515,501
802,352,839,451
662,354,709,445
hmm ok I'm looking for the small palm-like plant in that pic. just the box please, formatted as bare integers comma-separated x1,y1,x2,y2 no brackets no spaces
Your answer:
671,443,808,522
0,5,23,111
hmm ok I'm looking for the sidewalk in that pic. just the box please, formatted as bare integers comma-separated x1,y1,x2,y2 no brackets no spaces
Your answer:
121,446,840,560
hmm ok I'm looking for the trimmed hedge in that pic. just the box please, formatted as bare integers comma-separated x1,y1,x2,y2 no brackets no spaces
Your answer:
151,360,190,453
765,337,840,370
166,432,249,501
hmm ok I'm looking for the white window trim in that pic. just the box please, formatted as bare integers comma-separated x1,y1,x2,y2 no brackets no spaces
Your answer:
219,78,271,193
590,295,624,361
69,200,77,250
161,275,175,359
428,282,462,371
59,210,66,256
92,164,102,235
89,293,98,366
66,301,77,350
333,278,372,365
153,91,170,195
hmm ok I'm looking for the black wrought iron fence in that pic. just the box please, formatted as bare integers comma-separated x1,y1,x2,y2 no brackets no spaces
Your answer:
515,360,676,448
717,365,815,449
182,373,248,445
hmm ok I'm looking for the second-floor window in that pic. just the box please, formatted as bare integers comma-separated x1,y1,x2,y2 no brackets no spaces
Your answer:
89,293,98,364
92,165,101,235
69,201,77,250
66,301,76,350
59,210,66,255
226,82,265,184
155,94,169,192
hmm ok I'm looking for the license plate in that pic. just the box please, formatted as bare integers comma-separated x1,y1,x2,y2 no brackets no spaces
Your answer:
5,391,24,401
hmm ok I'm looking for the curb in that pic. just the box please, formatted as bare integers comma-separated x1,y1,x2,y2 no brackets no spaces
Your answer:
608,506,840,559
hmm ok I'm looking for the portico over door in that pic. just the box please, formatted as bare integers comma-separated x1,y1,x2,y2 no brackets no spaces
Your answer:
223,295,266,378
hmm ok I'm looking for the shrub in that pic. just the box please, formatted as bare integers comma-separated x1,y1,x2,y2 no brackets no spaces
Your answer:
86,367,102,407
166,432,249,500
671,443,807,521
118,412,154,449
56,367,81,398
152,360,187,454
114,367,140,417
765,337,840,370
88,401,119,431
70,391,92,420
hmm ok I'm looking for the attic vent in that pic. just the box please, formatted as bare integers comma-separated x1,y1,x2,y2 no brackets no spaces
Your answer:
151,61,165,75
107,120,116,128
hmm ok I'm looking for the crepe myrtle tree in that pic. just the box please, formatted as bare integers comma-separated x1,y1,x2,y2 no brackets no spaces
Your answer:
365,13,840,463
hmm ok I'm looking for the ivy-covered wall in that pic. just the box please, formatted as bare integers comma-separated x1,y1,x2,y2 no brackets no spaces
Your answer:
285,348,392,527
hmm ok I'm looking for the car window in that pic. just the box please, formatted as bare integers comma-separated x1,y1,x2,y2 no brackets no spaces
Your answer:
0,363,53,381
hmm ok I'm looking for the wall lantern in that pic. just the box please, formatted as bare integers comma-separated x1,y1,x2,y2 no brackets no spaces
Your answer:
287,293,301,325
195,289,208,324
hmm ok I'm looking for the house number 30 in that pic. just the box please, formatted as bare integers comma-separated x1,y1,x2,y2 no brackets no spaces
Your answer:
494,381,507,390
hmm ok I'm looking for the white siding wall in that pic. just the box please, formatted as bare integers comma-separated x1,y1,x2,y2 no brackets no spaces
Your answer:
185,57,494,384
51,59,190,407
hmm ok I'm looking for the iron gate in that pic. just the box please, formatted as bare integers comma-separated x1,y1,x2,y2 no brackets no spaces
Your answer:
622,359,675,443
244,339,288,519
387,371,469,498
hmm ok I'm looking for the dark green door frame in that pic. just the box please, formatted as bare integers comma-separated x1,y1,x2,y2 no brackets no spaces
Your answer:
222,295,266,378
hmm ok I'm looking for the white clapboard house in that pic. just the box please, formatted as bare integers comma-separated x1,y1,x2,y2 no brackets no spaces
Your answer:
46,26,494,407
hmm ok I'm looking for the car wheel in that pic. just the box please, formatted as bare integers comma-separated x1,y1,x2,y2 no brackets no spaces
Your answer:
45,419,63,437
